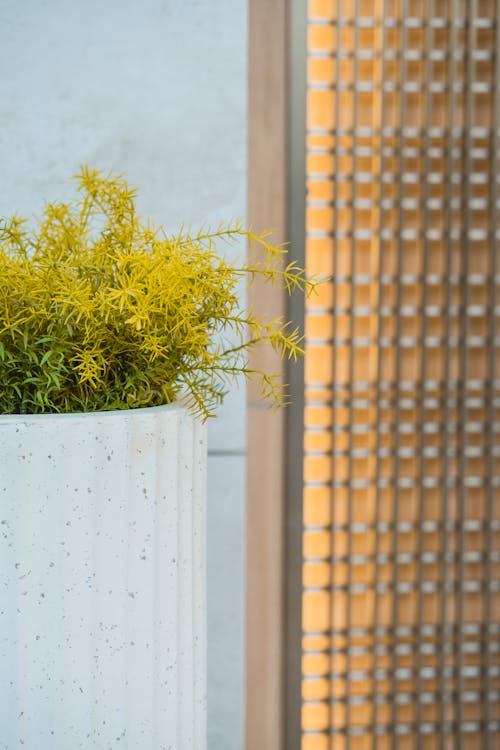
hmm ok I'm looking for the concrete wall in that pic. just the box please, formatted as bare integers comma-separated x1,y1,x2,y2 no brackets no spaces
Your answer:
0,2,247,748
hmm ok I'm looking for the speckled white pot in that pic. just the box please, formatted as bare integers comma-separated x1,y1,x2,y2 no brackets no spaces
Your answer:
0,404,206,750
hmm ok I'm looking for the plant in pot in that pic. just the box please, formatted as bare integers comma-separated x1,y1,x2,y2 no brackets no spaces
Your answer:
0,167,312,749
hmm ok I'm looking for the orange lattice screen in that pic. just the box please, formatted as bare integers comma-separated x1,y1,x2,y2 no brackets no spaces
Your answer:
302,0,500,748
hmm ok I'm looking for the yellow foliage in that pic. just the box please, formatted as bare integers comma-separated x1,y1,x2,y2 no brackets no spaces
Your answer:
0,167,313,419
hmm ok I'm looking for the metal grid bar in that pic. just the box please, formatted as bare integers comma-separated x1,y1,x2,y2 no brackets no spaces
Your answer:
370,4,387,746
485,5,500,744
326,1,342,741
457,5,475,745
344,2,361,745
439,7,459,743
389,1,408,745
416,5,433,745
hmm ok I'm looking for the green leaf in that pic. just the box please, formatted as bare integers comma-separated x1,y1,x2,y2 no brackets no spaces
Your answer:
0,166,313,416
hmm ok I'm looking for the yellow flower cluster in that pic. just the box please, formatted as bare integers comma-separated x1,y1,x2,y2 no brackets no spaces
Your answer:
0,167,312,418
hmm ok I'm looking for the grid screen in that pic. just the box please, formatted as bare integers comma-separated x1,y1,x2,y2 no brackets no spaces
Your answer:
302,1,500,747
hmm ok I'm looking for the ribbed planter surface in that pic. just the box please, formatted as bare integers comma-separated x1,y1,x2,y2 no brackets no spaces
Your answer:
0,404,206,750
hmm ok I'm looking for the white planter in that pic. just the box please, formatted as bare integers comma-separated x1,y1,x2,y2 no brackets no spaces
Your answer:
0,404,206,750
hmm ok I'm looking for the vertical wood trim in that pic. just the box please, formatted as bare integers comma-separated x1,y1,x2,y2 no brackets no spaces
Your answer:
284,0,307,748
246,1,288,749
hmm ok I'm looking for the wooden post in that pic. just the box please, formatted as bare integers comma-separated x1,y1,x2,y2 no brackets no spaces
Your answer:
246,1,288,749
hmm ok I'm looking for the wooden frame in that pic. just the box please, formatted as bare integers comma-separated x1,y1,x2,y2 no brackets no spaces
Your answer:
246,1,306,748
246,2,287,748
